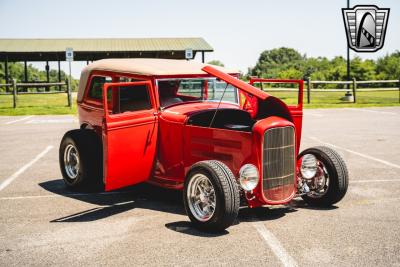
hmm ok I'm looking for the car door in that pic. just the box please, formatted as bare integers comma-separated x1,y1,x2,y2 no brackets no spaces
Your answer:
102,81,158,191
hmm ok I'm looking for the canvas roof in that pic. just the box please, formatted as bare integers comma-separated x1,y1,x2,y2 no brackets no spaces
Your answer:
77,58,238,102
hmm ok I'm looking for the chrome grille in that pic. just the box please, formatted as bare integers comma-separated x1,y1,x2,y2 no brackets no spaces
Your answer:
262,126,295,201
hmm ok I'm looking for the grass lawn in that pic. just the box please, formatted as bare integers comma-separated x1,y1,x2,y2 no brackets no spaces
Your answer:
265,90,400,108
0,94,77,115
0,90,398,115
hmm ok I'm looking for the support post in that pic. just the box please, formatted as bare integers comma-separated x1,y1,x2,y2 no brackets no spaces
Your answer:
24,61,28,82
5,59,9,92
306,77,311,104
346,0,351,97
24,61,28,92
45,61,50,91
398,77,400,104
58,60,61,91
352,78,357,103
12,79,17,108
201,51,205,63
66,78,72,108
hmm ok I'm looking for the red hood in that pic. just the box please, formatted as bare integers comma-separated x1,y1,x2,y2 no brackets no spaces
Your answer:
202,66,270,100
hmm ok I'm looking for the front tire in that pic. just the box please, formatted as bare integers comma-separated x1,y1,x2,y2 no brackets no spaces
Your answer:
183,160,240,232
300,146,348,206
59,129,103,191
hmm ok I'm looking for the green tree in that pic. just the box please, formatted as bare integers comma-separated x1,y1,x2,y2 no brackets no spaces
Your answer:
376,51,400,80
207,60,225,67
248,47,400,86
250,47,304,78
0,62,78,92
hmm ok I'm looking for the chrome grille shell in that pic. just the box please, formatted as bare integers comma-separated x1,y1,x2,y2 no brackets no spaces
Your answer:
262,126,296,202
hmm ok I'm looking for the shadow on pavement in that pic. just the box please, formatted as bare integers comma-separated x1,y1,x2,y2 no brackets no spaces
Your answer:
289,198,339,210
39,179,185,222
39,179,335,234
238,206,297,222
165,221,229,237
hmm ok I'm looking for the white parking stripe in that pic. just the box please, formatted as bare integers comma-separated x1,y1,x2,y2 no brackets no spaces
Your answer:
0,190,137,200
0,146,53,192
351,179,400,183
306,112,323,117
309,137,400,169
345,108,397,115
25,118,78,124
253,222,298,267
4,115,34,125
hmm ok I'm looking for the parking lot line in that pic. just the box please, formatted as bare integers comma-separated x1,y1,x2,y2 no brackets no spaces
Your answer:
4,115,34,125
25,118,78,124
0,145,53,192
253,222,298,267
309,137,400,169
0,190,137,200
344,108,397,115
351,179,400,183
305,112,323,117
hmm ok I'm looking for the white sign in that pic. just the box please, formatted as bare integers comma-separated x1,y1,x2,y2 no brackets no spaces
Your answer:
66,48,74,62
185,48,193,60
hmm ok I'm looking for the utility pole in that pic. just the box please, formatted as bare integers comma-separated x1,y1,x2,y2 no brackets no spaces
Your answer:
347,0,350,82
344,0,354,101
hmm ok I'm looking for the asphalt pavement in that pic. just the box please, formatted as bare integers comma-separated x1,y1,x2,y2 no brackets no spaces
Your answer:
0,107,399,267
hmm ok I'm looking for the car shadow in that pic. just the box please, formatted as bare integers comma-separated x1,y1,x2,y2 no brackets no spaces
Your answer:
39,179,336,236
39,179,186,223
238,205,297,222
165,221,229,237
289,198,339,210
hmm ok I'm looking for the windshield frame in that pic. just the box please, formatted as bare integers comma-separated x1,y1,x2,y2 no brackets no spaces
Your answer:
155,77,240,109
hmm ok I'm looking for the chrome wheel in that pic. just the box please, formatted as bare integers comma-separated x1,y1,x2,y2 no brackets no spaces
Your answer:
64,144,80,179
187,174,216,222
307,161,330,198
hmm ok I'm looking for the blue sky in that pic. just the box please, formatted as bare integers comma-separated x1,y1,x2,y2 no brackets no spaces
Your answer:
0,0,399,78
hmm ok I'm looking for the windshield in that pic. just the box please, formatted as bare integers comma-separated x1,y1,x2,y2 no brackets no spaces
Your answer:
156,78,239,108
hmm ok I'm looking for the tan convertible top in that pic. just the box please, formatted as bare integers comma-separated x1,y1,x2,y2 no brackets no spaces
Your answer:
77,58,238,102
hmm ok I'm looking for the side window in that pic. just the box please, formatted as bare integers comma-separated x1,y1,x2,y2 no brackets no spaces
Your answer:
114,85,152,114
88,76,112,100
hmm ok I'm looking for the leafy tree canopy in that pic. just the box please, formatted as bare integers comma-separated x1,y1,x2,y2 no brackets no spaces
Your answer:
249,47,400,84
207,60,225,67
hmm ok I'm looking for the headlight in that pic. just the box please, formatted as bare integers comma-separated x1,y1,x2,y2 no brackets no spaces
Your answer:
300,154,318,179
239,164,259,191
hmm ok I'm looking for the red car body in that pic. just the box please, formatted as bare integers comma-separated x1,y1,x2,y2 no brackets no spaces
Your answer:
76,59,304,208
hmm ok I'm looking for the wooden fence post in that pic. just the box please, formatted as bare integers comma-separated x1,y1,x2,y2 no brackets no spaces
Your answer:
399,78,400,103
66,78,72,108
352,78,357,103
306,77,311,104
12,79,17,108
398,77,400,104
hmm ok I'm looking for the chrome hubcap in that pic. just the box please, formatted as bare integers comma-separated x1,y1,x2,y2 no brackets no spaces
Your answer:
64,144,80,179
187,174,216,222
308,161,330,198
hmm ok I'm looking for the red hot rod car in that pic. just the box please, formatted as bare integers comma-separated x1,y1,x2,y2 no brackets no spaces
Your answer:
59,59,348,231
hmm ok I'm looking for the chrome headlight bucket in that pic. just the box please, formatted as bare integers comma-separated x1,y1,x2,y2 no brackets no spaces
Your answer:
239,164,259,191
300,154,318,179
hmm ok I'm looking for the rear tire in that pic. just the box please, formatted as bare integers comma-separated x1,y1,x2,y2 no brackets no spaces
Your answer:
183,160,240,232
59,129,103,191
300,146,348,206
